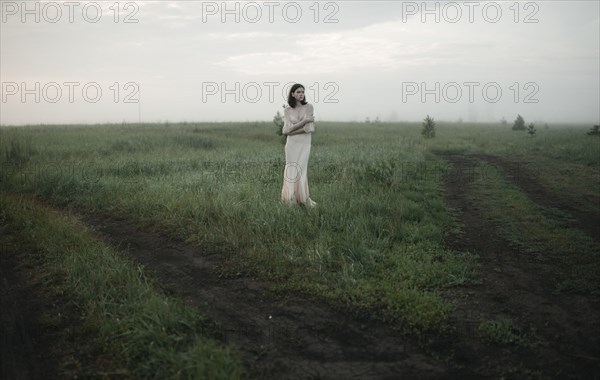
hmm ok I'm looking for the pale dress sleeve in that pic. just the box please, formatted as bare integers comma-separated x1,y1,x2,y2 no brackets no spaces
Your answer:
282,108,294,135
303,104,315,133
282,107,307,135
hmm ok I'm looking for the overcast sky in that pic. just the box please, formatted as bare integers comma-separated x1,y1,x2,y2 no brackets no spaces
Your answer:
1,0,598,125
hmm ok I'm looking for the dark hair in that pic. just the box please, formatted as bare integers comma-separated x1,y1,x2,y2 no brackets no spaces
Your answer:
287,83,308,108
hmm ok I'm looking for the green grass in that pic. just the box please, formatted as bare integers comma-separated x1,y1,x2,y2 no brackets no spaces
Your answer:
466,159,600,294
1,120,598,334
0,192,243,379
478,318,538,348
427,122,600,215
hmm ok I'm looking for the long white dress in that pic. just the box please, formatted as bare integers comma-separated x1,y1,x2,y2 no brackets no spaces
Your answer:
280,103,317,208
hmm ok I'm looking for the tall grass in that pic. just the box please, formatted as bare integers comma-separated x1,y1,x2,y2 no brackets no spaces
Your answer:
0,192,243,379
466,160,600,294
1,120,598,332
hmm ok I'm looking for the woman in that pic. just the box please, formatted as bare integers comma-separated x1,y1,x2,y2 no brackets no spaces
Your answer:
280,83,317,208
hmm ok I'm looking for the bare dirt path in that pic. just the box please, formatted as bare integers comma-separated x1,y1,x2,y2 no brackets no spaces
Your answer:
469,153,599,243
0,225,54,380
5,150,598,379
434,152,600,378
63,205,458,380
0,223,100,380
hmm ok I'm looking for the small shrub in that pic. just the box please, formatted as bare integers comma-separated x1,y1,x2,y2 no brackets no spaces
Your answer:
273,106,287,145
512,114,526,131
527,123,536,136
587,125,600,136
421,115,436,139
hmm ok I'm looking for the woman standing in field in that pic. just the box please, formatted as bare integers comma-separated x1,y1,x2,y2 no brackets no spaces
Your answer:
280,83,317,208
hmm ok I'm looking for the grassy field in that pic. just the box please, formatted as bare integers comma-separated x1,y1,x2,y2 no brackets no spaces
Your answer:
0,191,243,379
466,159,600,294
1,120,599,377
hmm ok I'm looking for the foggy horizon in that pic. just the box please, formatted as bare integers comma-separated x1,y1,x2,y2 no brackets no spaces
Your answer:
1,1,599,126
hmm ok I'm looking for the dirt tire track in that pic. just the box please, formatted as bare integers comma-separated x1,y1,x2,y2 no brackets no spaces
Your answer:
10,148,599,379
0,223,100,380
470,153,599,243
53,204,463,380
434,152,600,379
0,229,52,380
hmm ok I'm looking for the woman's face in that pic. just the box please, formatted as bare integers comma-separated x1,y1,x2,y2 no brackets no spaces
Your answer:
292,87,305,102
